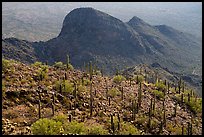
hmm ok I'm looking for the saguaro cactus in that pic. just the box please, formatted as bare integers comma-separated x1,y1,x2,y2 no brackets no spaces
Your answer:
38,89,41,119
188,93,191,103
182,81,185,93
163,105,166,127
121,86,124,100
52,93,55,116
159,120,163,134
89,61,93,81
117,113,120,131
167,82,170,94
59,83,62,94
148,107,151,128
110,114,115,134
174,102,177,117
68,114,72,122
90,81,93,117
105,78,108,99
178,77,181,94
129,78,132,86
136,75,139,84
108,97,111,106
181,93,184,104
65,73,67,80
66,54,70,69
138,82,142,109
38,100,41,119
153,94,156,116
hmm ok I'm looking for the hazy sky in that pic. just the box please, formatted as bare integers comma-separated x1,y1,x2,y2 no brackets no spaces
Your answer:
3,2,202,39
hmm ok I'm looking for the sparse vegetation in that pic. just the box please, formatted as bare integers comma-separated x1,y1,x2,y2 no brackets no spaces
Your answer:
150,90,164,100
113,75,126,84
107,88,120,98
2,59,202,135
31,118,63,135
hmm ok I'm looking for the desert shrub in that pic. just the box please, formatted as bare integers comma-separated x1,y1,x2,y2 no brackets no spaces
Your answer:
52,114,67,124
2,59,11,73
55,80,74,93
94,70,102,76
175,94,202,114
133,75,144,83
31,118,63,135
83,79,91,86
32,61,43,67
118,122,140,135
108,88,120,98
86,124,108,135
166,123,186,135
184,97,202,114
53,62,64,69
151,90,164,100
63,80,74,93
113,75,126,84
77,84,88,95
155,81,166,91
63,120,87,135
107,115,119,132
67,64,74,70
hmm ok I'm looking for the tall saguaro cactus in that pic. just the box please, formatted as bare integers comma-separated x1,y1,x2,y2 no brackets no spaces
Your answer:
152,94,156,116
178,77,182,94
121,86,124,100
66,54,70,69
117,113,120,131
167,82,170,94
163,105,166,127
89,61,93,81
38,100,41,119
90,81,93,117
52,92,55,116
138,82,142,109
110,114,115,134
174,102,177,117
38,89,41,119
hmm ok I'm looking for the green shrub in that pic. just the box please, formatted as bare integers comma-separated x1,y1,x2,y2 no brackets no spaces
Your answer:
77,84,88,95
118,122,140,135
151,90,164,100
67,64,74,70
52,114,67,124
63,120,87,135
63,80,74,93
83,79,91,86
113,75,126,84
2,59,10,73
155,81,166,91
53,62,64,69
87,124,108,135
55,80,74,93
31,118,63,135
133,75,144,83
32,61,43,67
108,88,120,98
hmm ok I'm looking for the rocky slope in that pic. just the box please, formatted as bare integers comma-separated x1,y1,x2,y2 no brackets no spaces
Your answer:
2,59,202,135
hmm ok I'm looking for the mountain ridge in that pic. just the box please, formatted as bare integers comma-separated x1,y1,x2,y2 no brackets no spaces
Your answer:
2,7,202,80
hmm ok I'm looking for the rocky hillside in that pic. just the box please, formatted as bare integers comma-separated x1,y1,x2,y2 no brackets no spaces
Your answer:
121,63,202,97
2,59,202,135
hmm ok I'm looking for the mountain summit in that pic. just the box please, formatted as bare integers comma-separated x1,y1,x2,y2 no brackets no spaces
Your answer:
2,7,202,76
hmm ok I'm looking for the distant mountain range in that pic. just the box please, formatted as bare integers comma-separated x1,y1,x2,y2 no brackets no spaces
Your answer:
2,7,202,75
